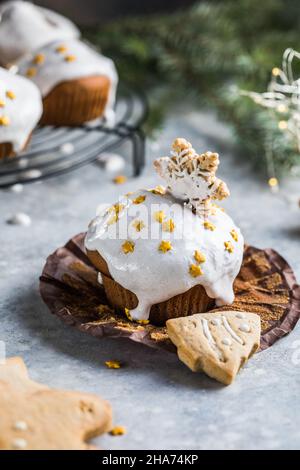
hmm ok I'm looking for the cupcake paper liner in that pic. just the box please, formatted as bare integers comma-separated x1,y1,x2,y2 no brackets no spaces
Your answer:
40,232,300,352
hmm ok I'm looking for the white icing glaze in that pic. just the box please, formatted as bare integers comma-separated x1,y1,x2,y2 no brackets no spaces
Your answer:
85,188,244,321
16,39,118,119
239,323,251,333
0,1,79,65
211,318,221,326
221,315,244,345
0,67,42,151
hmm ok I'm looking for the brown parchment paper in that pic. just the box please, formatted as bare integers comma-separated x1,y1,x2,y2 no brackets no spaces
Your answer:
40,233,300,352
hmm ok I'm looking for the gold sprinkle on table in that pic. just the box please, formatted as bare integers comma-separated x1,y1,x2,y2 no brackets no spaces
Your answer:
133,195,146,204
133,220,145,232
203,221,216,231
33,53,45,65
0,100,5,108
162,218,175,232
26,67,37,77
224,241,234,253
230,229,239,242
56,45,68,53
113,175,127,185
137,319,149,325
6,90,16,100
154,210,166,223
105,360,121,369
194,250,206,264
189,264,203,277
122,240,135,254
110,426,126,436
0,115,10,126
159,240,172,253
64,54,76,62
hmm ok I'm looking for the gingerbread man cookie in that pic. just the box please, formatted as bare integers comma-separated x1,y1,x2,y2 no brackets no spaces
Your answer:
0,357,112,450
167,311,261,385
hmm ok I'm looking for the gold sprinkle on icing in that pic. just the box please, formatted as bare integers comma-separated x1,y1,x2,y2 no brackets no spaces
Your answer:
0,115,10,126
110,426,126,436
162,218,175,232
125,307,133,321
194,250,206,264
149,185,166,195
230,229,239,242
113,203,124,215
122,240,135,254
6,90,16,100
33,53,45,65
113,175,127,185
133,195,146,204
132,219,145,232
105,360,121,369
159,240,172,253
0,100,5,107
189,264,203,277
203,221,216,231
154,210,166,223
56,45,68,53
26,67,37,77
107,213,118,225
64,54,76,62
224,241,234,253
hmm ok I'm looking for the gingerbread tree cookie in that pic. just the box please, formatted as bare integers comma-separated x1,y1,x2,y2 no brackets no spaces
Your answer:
167,311,261,385
154,138,229,214
0,357,112,450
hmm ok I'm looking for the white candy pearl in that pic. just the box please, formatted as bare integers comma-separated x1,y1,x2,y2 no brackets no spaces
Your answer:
60,142,74,155
239,323,251,333
7,212,31,226
236,312,245,319
222,338,232,346
13,421,28,431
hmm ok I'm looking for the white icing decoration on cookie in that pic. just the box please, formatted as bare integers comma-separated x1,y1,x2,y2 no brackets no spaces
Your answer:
221,338,232,346
13,420,28,431
85,188,244,321
0,67,42,152
211,318,221,326
221,315,244,345
239,323,251,333
16,39,118,121
12,437,27,449
236,312,245,319
201,318,224,360
0,1,79,65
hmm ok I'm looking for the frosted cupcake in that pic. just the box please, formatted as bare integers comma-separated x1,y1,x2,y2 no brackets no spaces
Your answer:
16,39,118,126
85,138,244,325
0,1,79,66
0,67,42,159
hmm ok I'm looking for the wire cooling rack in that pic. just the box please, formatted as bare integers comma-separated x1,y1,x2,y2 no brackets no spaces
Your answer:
0,84,148,189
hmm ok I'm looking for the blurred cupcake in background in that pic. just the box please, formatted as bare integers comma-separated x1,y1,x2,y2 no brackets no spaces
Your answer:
16,39,118,126
0,66,42,159
0,1,80,66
